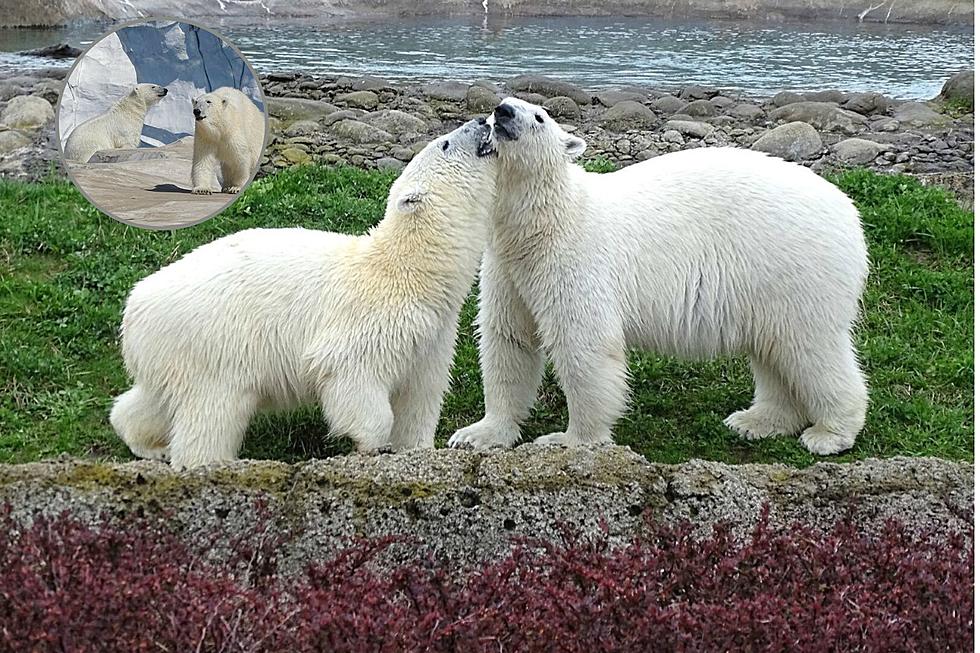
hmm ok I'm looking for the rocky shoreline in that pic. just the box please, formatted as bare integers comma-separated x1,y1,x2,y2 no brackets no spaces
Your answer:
0,67,974,205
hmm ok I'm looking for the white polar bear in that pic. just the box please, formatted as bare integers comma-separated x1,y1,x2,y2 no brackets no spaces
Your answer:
111,119,497,468
62,83,168,162
449,97,869,456
191,87,266,194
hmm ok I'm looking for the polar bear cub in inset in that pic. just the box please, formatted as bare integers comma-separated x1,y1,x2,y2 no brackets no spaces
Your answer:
111,119,497,468
63,83,168,162
450,97,868,456
191,87,266,194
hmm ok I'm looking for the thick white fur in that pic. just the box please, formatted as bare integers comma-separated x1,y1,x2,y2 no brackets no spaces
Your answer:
63,84,167,162
112,120,495,468
449,97,869,456
191,87,266,194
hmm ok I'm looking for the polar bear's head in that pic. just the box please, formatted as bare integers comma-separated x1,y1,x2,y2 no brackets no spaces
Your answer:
485,97,586,168
130,83,168,110
386,118,496,220
192,88,247,137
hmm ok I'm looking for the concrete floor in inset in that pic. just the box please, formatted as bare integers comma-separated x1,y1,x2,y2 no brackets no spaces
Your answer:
66,137,240,229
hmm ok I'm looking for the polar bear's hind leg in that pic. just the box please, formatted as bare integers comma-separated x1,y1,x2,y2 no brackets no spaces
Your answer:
167,390,256,468
319,374,395,454
110,385,172,461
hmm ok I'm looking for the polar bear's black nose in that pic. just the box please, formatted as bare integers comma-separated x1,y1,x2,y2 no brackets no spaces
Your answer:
193,108,201,118
494,103,515,123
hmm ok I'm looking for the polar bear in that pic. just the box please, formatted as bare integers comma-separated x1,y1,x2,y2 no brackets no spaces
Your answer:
190,87,266,194
62,83,168,162
110,119,496,468
449,97,869,456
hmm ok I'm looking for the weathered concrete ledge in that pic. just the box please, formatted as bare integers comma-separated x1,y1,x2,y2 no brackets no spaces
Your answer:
0,447,971,572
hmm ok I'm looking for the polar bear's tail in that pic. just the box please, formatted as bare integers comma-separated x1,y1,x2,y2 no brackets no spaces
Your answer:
110,385,172,462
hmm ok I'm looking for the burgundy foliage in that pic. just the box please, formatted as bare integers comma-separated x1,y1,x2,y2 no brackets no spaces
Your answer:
0,506,971,652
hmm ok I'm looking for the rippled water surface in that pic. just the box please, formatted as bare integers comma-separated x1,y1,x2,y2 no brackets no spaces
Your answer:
1,16,973,98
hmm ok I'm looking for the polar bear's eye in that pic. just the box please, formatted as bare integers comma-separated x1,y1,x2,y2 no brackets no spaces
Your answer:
441,141,449,152
535,114,544,123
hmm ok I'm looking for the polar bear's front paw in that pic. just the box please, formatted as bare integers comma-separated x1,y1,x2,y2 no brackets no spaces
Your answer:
129,444,170,463
222,185,242,194
531,431,614,447
448,419,520,450
800,427,854,456
192,186,215,195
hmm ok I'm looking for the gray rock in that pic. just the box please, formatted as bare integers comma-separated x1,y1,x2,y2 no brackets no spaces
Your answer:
282,120,321,137
804,90,846,104
936,70,974,110
596,90,647,107
710,95,734,109
681,99,716,117
600,100,657,131
893,102,950,127
345,75,390,92
0,450,970,575
0,95,53,128
650,96,686,114
391,146,415,162
543,95,580,120
31,78,62,105
506,75,591,105
515,92,548,105
869,117,900,132
0,129,30,153
843,92,891,116
466,84,499,113
420,81,469,102
335,90,380,110
679,84,718,100
266,97,339,123
664,119,713,139
375,156,406,171
361,109,427,136
661,129,684,144
321,109,360,127
770,101,867,134
832,137,889,165
728,103,765,122
773,91,805,107
750,121,823,161
328,119,393,144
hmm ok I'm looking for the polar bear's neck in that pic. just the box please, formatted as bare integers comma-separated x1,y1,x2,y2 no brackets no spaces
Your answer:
114,93,150,121
364,203,490,314
493,159,584,236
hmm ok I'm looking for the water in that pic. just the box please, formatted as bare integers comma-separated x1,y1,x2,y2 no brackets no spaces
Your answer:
0,16,973,99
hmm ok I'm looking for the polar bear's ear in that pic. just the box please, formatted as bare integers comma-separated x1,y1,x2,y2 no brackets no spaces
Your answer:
562,134,587,160
396,190,426,213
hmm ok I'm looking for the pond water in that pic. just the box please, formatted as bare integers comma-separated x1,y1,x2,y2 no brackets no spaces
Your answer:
0,16,973,99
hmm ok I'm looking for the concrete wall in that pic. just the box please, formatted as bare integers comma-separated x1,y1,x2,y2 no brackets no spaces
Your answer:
1,0,973,26
0,446,971,574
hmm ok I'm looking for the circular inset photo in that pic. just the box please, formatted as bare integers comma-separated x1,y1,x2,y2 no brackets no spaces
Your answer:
57,19,268,230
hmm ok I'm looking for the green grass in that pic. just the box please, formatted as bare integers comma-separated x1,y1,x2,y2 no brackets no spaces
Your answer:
0,164,972,466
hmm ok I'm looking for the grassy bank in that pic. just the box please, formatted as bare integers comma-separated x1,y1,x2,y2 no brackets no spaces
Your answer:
0,164,972,466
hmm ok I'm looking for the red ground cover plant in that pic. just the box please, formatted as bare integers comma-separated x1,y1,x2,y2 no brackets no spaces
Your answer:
0,505,971,652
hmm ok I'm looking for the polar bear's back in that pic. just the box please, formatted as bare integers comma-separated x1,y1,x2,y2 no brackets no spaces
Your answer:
122,228,357,395
583,147,867,356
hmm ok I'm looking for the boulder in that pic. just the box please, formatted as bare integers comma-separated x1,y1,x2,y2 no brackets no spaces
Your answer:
334,90,379,110
750,121,823,161
596,90,647,107
770,102,867,134
420,81,469,102
31,79,63,105
466,84,499,113
361,109,427,136
936,70,974,110
650,96,686,114
680,99,716,118
728,103,765,122
664,119,713,139
506,75,591,105
283,120,322,138
277,146,311,166
328,119,393,144
710,95,734,109
600,100,657,131
832,138,889,165
0,95,53,129
0,129,30,153
342,75,390,92
266,97,339,124
679,84,718,100
803,90,846,104
375,156,406,171
19,43,81,59
772,91,805,107
843,92,891,116
543,96,580,120
321,110,360,127
892,102,950,127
